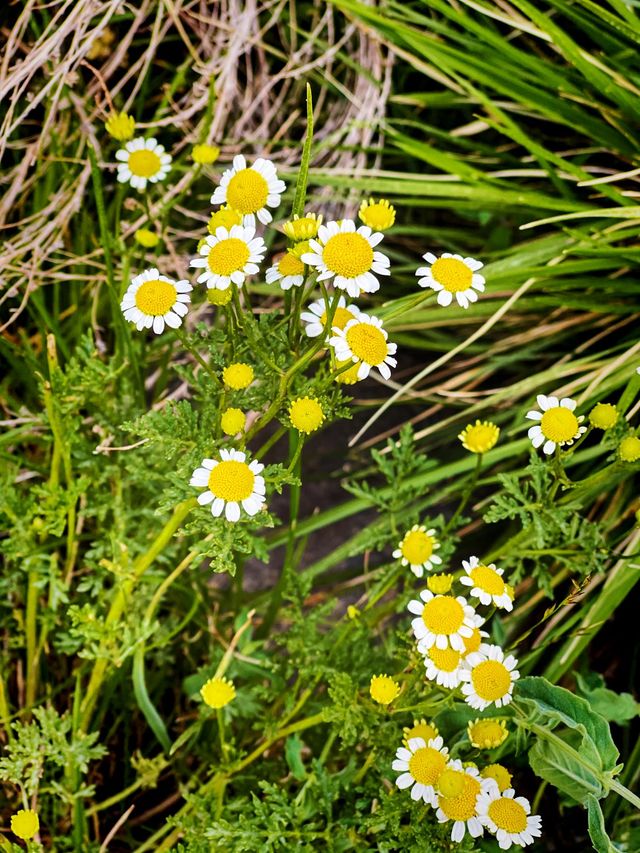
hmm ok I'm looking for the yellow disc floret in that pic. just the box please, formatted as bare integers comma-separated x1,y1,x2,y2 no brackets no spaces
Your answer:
283,213,322,241
369,674,400,705
488,796,528,833
459,420,500,454
223,362,254,389
289,397,325,434
207,238,250,276
437,770,481,821
335,358,362,385
201,676,236,709
589,402,618,430
322,233,373,278
470,564,506,596
431,258,472,293
278,252,305,277
345,323,387,366
618,435,640,462
128,149,162,178
207,288,233,306
192,143,220,165
208,206,244,233
427,646,461,673
105,111,135,141
463,627,483,655
208,460,254,502
135,228,160,248
427,573,453,595
471,661,512,702
358,198,396,231
134,279,177,316
422,596,465,635
400,528,436,565
468,718,509,749
226,168,269,214
10,809,39,840
221,408,246,436
408,746,447,785
403,719,439,746
481,763,513,792
540,406,579,443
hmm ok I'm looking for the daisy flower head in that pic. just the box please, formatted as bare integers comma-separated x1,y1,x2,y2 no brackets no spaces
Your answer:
11,809,39,841
201,675,236,709
283,212,322,241
392,736,449,805
105,111,135,141
116,137,171,190
618,435,640,462
358,197,396,231
289,396,324,434
207,288,233,306
211,154,285,226
369,674,400,706
301,219,390,298
190,449,265,522
223,362,254,389
403,719,439,747
460,644,520,711
481,764,513,793
334,359,363,385
423,645,464,689
134,228,160,248
477,787,542,849
191,225,266,291
329,313,397,381
589,402,618,430
408,590,477,652
208,206,244,233
462,612,489,656
467,718,509,749
300,295,361,340
460,556,513,611
393,524,442,577
459,420,500,454
266,250,305,290
120,268,191,334
192,143,220,165
220,407,246,436
526,394,586,455
416,252,485,309
435,759,495,843
427,573,454,595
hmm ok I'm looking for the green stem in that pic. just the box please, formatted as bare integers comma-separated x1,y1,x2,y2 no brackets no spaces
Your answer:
445,452,483,533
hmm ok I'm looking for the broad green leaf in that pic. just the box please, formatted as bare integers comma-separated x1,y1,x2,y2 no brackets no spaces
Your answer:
528,736,604,802
576,674,640,723
587,794,625,853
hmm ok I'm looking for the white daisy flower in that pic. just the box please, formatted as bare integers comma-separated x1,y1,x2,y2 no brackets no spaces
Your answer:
329,313,397,381
190,225,266,291
408,590,477,652
460,556,513,611
120,268,191,334
392,736,449,806
477,787,542,849
435,760,496,843
115,137,171,191
460,644,519,710
300,296,361,340
301,219,390,298
526,394,586,455
416,252,485,308
392,525,442,577
211,155,285,227
265,250,305,290
423,645,464,689
189,449,265,523
462,611,490,656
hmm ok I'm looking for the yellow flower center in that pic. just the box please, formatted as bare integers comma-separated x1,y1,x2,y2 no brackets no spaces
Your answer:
468,719,507,748
359,199,395,231
279,253,305,276
207,288,233,306
10,810,39,841
208,207,243,233
335,358,362,385
438,771,481,821
208,460,255,502
321,306,355,331
427,646,461,673
481,764,512,792
369,674,400,705
470,564,506,596
226,168,269,214
284,215,321,240
422,596,465,635
431,257,472,292
201,676,236,709
289,397,324,434
408,746,447,786
589,403,618,430
134,279,177,316
463,627,482,654
322,232,373,278
405,721,438,743
540,406,579,443
345,323,387,366
400,529,435,565
208,238,250,276
427,573,453,594
221,408,246,436
488,797,528,833
223,363,253,389
461,422,499,454
471,660,511,702
619,435,640,462
128,149,162,178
